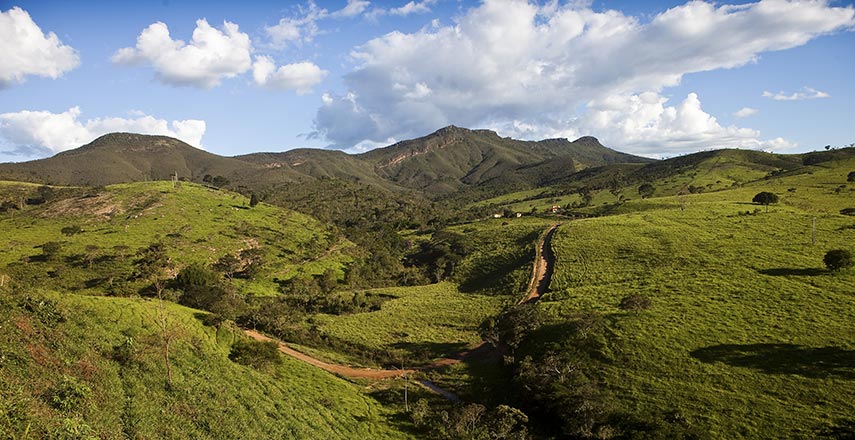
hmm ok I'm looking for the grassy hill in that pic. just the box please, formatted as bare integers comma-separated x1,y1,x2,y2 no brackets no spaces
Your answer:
0,289,411,439
515,155,855,437
0,180,351,297
475,147,855,216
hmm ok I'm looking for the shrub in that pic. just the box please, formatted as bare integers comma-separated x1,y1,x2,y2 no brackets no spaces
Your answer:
50,376,91,413
229,339,282,369
619,294,652,313
848,171,855,182
637,183,655,199
752,192,778,206
824,249,853,271
60,225,82,236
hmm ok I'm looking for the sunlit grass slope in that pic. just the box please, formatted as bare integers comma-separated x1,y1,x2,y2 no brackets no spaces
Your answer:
0,289,410,439
0,181,352,296
543,157,855,437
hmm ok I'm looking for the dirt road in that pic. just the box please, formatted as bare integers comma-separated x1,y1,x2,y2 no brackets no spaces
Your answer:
519,224,559,304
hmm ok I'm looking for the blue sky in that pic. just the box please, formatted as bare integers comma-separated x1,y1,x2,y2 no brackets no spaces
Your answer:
1,0,853,162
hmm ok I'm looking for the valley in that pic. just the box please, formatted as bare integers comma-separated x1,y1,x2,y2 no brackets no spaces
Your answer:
1,129,854,439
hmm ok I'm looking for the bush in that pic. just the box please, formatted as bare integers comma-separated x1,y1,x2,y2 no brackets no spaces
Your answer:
824,249,853,271
50,376,91,413
752,192,778,206
848,171,855,182
229,339,282,369
60,225,83,236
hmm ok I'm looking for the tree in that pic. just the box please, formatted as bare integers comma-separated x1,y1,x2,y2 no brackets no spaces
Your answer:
752,191,779,212
41,241,63,261
239,247,266,279
133,243,177,386
213,253,241,282
824,249,853,271
619,294,652,314
638,183,655,199
249,193,259,207
847,171,855,182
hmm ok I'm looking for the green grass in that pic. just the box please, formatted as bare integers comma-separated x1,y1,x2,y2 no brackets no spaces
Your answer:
541,161,855,437
0,181,352,296
451,217,555,295
314,282,505,363
0,288,411,439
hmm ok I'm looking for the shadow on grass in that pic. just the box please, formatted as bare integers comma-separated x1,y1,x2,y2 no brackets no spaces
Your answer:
390,341,469,362
758,268,826,276
691,344,855,379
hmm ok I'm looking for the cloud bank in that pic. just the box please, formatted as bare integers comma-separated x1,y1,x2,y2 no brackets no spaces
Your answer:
0,107,205,158
0,7,80,87
314,0,854,154
114,17,327,94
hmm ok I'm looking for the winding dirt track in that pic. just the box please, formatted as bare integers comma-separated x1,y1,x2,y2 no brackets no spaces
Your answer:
242,223,560,390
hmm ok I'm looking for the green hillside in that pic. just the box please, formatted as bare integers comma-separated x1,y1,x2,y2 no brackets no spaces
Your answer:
0,289,410,439
513,155,855,437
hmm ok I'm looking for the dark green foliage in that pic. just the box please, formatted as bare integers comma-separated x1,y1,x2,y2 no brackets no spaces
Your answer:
752,191,779,207
824,249,853,271
41,241,63,261
213,253,241,281
619,294,652,313
238,248,265,279
21,295,66,325
249,193,259,207
61,225,83,236
211,176,230,188
848,171,855,182
479,303,543,351
175,263,218,289
405,231,473,283
638,183,655,199
229,339,282,369
410,400,529,440
50,376,92,413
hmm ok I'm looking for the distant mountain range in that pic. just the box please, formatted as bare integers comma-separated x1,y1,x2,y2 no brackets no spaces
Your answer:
1,126,852,207
0,126,649,195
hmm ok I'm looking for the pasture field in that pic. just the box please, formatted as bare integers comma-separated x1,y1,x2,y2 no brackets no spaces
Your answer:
543,160,855,437
0,289,410,439
314,282,505,363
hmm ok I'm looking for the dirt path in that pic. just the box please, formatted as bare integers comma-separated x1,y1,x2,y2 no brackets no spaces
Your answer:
519,224,559,304
242,224,560,397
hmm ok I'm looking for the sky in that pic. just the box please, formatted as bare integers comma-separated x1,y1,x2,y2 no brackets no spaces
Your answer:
1,0,854,163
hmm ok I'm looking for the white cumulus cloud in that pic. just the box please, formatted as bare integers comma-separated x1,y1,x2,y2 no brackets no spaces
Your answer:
762,86,830,101
252,56,328,94
113,19,252,88
734,107,759,118
314,0,854,153
0,107,206,157
577,92,793,156
0,7,80,87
